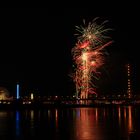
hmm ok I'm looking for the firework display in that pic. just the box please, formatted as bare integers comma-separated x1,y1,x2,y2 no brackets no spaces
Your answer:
72,18,112,99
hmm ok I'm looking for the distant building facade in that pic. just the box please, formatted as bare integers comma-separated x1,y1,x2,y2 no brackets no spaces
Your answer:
0,87,13,100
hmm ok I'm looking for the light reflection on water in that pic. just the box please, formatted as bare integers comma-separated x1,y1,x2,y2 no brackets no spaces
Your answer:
16,111,20,137
0,106,140,140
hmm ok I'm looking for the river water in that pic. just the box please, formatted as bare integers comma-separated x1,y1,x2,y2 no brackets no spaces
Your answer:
0,106,140,140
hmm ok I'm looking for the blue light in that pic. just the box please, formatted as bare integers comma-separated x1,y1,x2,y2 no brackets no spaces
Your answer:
16,84,19,99
16,111,20,136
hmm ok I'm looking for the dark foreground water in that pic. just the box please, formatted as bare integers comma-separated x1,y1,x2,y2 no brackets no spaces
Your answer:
0,106,140,140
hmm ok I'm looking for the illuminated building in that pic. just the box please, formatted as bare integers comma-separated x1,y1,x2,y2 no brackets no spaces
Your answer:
0,87,10,100
0,87,13,100
31,93,34,100
16,84,20,99
127,64,132,98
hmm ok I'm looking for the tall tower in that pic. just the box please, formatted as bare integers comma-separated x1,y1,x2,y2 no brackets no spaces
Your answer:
127,64,132,98
16,83,20,99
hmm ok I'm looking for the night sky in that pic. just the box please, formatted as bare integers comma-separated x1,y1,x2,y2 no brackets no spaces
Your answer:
0,7,140,97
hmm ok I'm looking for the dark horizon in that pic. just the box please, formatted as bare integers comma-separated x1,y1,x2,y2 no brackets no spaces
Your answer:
0,8,140,97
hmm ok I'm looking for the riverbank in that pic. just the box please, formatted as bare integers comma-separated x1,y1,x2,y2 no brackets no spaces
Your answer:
0,102,140,110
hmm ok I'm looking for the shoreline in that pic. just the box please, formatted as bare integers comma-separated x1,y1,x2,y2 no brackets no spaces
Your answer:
0,103,140,110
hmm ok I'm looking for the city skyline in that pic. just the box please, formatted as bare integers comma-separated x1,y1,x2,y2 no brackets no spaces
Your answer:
0,8,140,96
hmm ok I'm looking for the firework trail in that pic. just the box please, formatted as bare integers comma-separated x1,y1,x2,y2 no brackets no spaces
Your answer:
72,18,113,99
